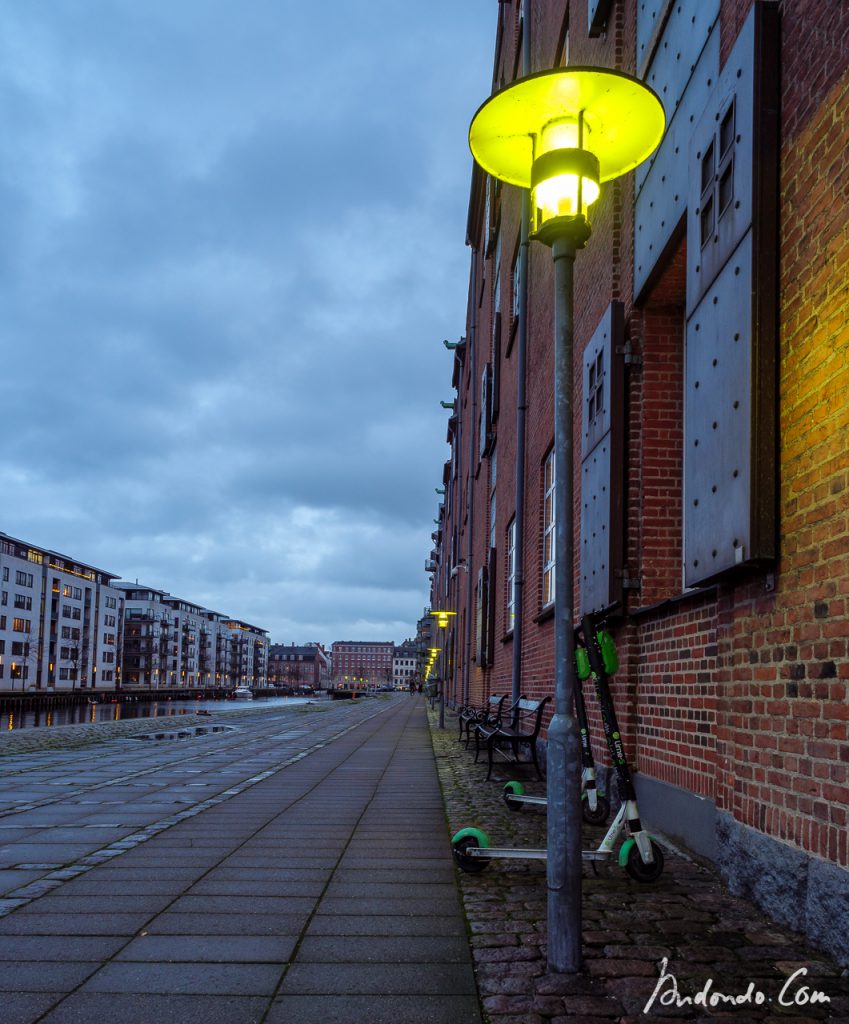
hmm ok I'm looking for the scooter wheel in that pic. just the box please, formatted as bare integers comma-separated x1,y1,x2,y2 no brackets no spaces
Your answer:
581,793,611,826
625,839,665,883
452,830,491,874
503,780,525,811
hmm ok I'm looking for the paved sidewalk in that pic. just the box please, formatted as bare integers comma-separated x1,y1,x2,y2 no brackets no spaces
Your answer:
429,708,848,1024
1,697,481,1024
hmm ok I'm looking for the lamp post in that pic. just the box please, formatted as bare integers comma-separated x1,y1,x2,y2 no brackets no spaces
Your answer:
469,67,663,973
430,611,456,728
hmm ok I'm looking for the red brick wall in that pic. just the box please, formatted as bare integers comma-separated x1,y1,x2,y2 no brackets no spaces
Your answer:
439,0,849,873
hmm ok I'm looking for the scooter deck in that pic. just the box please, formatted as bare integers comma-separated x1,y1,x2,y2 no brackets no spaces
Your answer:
460,845,616,863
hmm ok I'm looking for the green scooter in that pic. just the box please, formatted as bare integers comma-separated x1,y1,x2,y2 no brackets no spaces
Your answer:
501,628,610,825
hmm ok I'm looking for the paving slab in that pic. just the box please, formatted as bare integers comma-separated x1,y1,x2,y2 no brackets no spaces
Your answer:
5,992,65,1024
79,961,281,995
115,933,299,962
266,994,482,1024
39,993,268,1024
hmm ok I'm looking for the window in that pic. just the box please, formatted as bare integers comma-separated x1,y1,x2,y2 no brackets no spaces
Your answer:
27,549,43,564
14,594,32,610
16,571,33,588
543,451,556,606
105,596,117,609
506,518,517,632
0,592,5,606
12,618,31,633
104,614,116,627
62,584,73,598
102,651,115,663
12,641,26,656
1,568,7,581
102,670,113,682
103,633,115,645
1,616,7,630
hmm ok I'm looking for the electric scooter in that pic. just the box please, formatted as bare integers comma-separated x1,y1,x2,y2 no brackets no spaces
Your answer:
451,616,664,883
501,631,610,825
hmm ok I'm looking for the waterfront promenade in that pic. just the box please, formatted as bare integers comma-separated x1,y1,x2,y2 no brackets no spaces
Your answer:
0,696,481,1023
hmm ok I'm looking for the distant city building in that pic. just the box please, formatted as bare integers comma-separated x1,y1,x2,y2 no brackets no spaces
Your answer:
0,531,125,692
393,639,418,688
331,641,394,690
268,643,330,691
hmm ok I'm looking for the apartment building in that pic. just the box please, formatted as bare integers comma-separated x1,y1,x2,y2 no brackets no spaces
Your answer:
268,643,330,691
392,640,418,688
118,583,269,690
430,0,849,962
0,531,124,691
330,641,395,689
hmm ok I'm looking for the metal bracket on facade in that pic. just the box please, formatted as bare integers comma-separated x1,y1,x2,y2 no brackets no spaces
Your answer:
617,572,642,591
617,341,643,368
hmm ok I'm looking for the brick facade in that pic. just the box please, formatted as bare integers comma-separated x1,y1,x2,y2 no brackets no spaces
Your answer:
431,0,849,961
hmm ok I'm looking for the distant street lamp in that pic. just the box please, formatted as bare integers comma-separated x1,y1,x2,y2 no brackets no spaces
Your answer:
429,610,456,728
469,67,664,973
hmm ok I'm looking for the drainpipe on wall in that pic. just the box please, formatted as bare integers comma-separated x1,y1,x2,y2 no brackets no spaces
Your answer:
463,247,479,706
511,5,532,716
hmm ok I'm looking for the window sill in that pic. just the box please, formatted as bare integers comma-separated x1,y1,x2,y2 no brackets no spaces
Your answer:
534,604,555,625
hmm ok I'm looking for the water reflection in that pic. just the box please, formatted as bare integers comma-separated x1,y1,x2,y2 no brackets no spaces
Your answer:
1,696,310,732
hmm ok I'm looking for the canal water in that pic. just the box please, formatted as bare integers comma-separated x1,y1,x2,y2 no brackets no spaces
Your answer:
1,696,312,732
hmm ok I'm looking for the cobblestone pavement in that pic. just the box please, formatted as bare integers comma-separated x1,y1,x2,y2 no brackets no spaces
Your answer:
428,708,848,1024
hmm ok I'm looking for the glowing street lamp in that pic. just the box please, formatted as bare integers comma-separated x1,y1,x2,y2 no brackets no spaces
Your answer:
469,67,663,974
430,611,456,726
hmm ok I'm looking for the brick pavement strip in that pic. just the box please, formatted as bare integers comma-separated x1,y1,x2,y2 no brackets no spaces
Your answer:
428,706,848,1024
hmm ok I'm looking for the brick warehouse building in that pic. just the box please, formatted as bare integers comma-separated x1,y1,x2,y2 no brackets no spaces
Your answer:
429,0,848,963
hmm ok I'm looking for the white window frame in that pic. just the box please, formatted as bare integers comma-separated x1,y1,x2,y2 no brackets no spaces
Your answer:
543,450,556,607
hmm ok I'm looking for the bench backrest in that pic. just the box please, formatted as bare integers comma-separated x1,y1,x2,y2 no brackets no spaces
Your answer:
513,696,552,736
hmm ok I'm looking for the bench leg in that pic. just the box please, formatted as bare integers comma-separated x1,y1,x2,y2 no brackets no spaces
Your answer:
474,728,482,763
530,740,542,779
486,738,495,781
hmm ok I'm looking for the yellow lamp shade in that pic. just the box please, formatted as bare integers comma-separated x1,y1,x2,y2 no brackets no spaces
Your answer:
469,66,665,189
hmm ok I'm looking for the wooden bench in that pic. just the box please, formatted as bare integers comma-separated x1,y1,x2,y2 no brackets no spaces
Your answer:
457,694,506,748
474,696,551,781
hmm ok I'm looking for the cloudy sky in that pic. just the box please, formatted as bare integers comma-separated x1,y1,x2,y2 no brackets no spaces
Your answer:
0,1,495,645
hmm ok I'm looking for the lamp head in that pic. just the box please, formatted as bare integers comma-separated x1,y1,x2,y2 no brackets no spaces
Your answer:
469,67,664,247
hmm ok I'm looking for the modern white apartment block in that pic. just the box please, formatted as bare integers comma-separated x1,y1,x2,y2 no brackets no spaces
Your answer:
117,583,269,690
0,531,125,692
0,531,269,693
